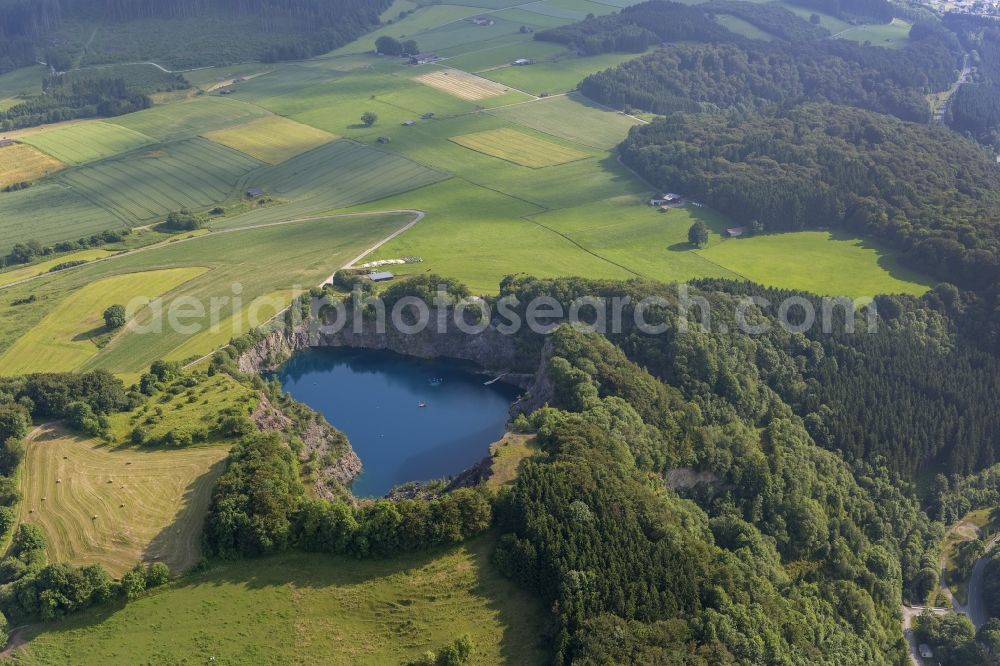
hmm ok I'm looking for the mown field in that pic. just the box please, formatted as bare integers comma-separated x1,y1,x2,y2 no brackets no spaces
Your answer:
0,183,122,255
212,140,448,229
450,127,591,167
58,138,264,224
0,267,208,375
19,122,155,165
108,96,271,141
202,116,336,163
0,212,413,377
18,424,233,576
486,93,640,149
0,144,63,188
15,537,546,665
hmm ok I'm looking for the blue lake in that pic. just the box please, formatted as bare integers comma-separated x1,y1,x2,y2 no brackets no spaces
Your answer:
276,348,519,497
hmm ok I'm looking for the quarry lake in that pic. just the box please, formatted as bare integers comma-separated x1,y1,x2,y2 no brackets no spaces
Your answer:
276,348,519,497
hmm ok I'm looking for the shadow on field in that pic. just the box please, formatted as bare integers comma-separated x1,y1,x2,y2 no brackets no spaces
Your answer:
18,534,547,663
143,457,228,572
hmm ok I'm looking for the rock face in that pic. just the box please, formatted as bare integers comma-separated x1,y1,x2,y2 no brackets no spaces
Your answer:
251,391,362,501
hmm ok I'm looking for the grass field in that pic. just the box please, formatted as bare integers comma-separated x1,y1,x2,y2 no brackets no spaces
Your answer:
0,183,122,256
487,93,641,149
202,116,336,163
19,122,155,165
450,127,591,167
697,229,934,298
18,424,231,576
0,267,207,375
834,18,912,47
481,52,644,95
940,509,999,605
414,68,513,100
59,138,264,224
0,143,63,188
0,64,45,101
441,40,567,73
16,537,547,665
0,212,414,376
215,140,448,228
715,14,775,40
0,249,114,288
109,96,271,142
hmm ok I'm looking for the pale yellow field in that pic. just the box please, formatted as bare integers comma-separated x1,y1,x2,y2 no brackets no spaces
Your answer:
18,425,229,575
202,116,336,163
0,249,114,287
450,128,590,168
0,267,208,375
0,143,63,188
414,68,511,100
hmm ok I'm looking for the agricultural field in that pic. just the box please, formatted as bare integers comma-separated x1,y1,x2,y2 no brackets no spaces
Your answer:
202,116,336,163
333,5,487,55
0,183,122,255
0,212,413,376
18,424,232,576
18,122,155,166
0,143,63,188
59,138,264,224
215,140,448,229
0,249,114,288
414,68,513,101
109,96,270,142
481,51,646,95
0,267,208,375
450,127,591,167
15,537,547,665
487,92,641,149
440,40,567,73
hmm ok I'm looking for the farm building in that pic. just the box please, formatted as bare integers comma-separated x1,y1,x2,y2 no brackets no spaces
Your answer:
219,89,233,95
471,16,495,25
367,271,395,282
726,226,748,237
409,53,440,65
918,645,932,659
0,138,13,148
402,120,416,126
650,193,683,206
513,59,534,66
246,187,264,198
422,112,435,119
377,136,391,144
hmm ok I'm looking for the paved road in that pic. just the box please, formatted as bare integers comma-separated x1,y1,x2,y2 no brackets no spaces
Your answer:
965,534,1000,628
902,605,948,666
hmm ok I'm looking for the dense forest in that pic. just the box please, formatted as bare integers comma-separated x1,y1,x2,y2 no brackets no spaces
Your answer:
194,276,1000,661
0,75,151,130
943,14,1000,149
547,2,960,121
619,104,1000,291
0,0,391,70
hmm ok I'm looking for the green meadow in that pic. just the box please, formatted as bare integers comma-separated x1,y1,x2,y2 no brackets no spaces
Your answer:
15,537,546,665
19,122,155,165
0,213,412,376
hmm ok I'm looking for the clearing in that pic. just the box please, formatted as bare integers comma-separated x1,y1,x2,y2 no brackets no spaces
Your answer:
14,537,547,665
0,267,208,375
414,68,514,101
0,143,63,188
202,116,336,164
450,127,590,167
17,424,231,576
